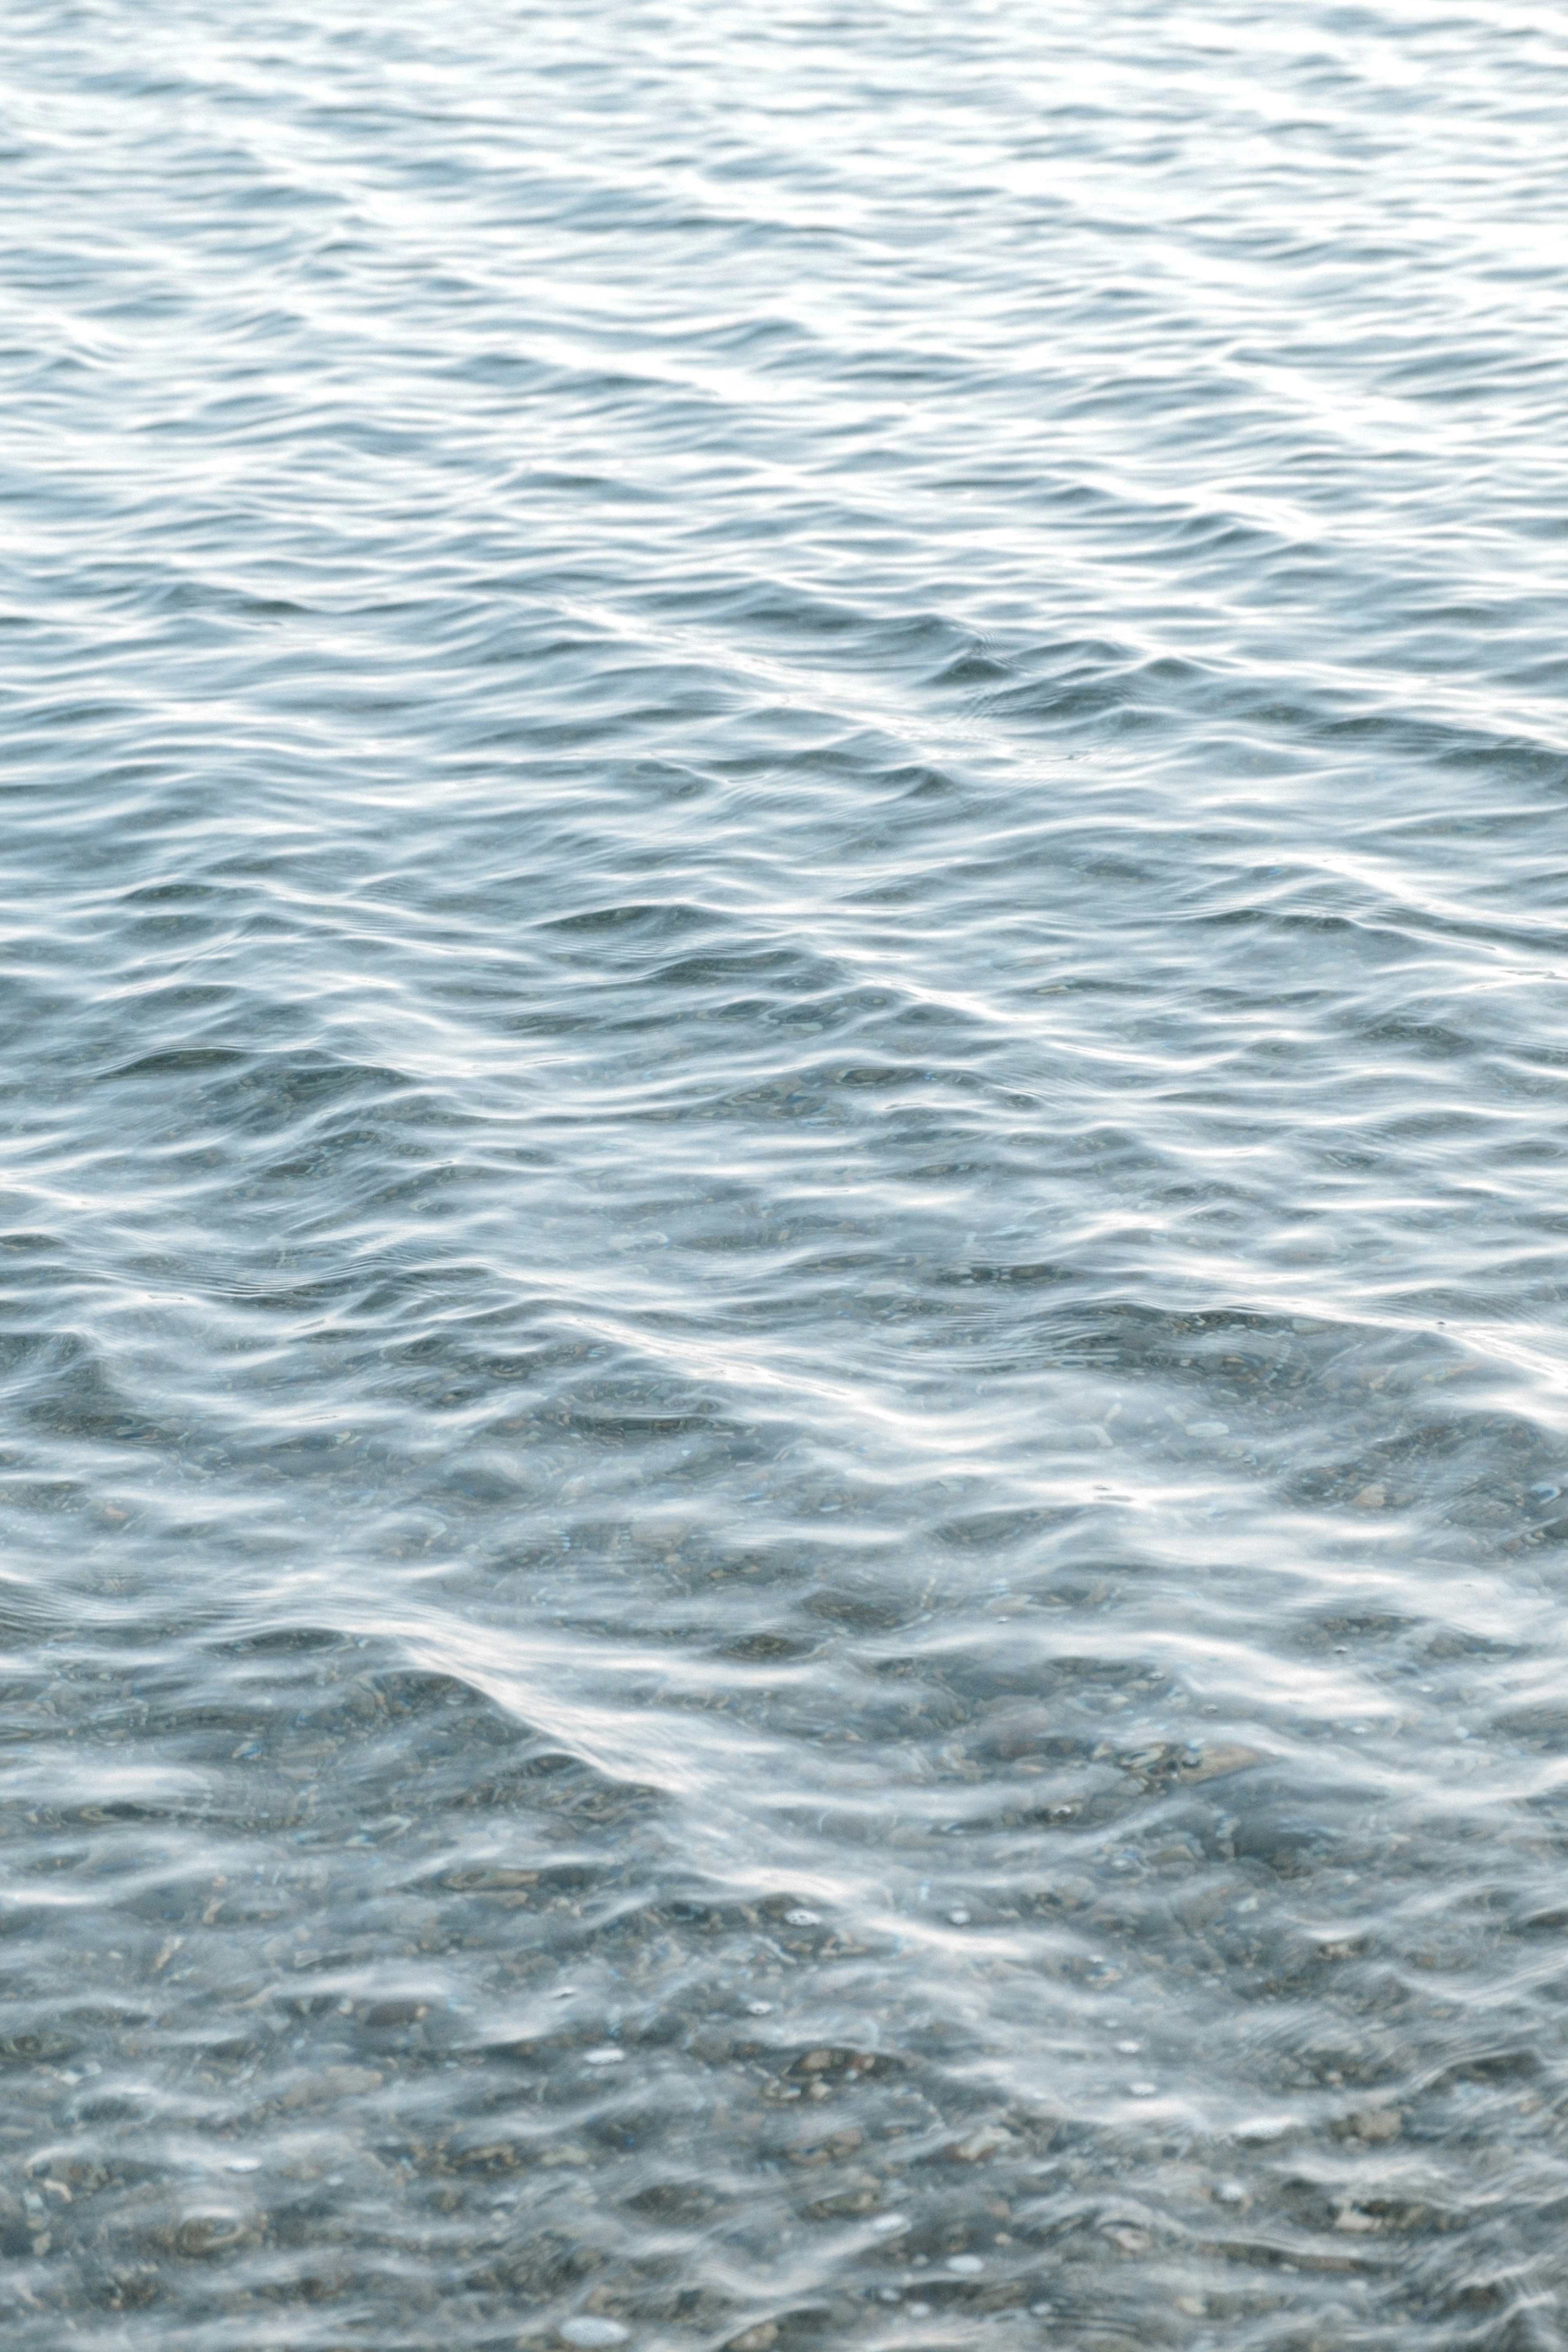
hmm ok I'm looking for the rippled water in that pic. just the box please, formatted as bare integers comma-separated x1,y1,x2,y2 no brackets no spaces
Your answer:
6,2,1568,2344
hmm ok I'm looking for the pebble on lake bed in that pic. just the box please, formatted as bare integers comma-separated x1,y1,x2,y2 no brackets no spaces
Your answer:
1179,1742,1263,1785
946,2254,984,2274
559,2320,630,2349
279,2063,381,2109
170,2207,250,2257
584,2046,626,2066
947,2121,1015,2162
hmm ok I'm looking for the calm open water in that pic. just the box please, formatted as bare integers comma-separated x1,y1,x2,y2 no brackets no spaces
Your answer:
6,2,1568,2346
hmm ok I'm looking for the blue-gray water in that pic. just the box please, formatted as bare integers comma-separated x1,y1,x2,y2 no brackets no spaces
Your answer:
5,3,1568,2345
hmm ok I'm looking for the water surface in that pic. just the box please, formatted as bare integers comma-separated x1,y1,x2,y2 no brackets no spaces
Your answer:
5,4,1568,2348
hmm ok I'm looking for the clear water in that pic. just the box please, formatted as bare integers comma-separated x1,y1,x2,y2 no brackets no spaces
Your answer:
5,3,1568,2345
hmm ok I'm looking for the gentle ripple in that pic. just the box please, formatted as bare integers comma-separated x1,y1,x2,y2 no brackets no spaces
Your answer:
5,2,1568,2346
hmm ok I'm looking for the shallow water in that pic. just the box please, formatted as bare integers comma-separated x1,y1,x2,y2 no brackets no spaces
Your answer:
5,2,1568,2345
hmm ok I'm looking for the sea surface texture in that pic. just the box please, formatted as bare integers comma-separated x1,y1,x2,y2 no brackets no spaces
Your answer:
5,3,1568,2346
